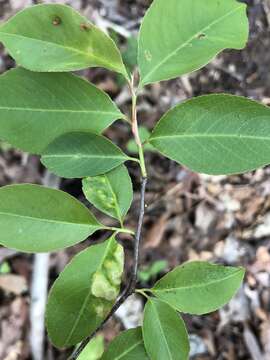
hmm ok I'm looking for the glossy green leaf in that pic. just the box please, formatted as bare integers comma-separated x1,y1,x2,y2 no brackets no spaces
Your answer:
46,235,124,348
82,165,133,224
143,298,189,360
41,132,129,179
151,261,245,315
0,68,123,154
78,335,104,360
138,0,248,86
0,4,128,77
149,94,270,175
0,184,102,253
101,327,149,360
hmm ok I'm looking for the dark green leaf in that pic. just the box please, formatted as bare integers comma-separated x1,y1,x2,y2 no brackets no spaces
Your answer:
138,0,248,86
41,132,129,179
149,94,270,175
143,298,189,360
101,327,149,360
0,184,102,253
46,235,124,348
0,4,128,77
151,261,245,315
82,165,133,224
0,68,123,154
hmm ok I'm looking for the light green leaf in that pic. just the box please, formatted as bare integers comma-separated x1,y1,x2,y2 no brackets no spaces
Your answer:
82,165,133,224
138,0,248,86
101,327,149,360
0,68,123,154
143,298,189,360
0,184,102,253
151,261,245,315
127,127,155,154
149,94,270,175
78,335,104,360
41,132,129,179
46,235,124,348
0,4,128,77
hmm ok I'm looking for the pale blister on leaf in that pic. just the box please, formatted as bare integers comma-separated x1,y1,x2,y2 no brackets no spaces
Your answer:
41,132,129,179
82,165,133,224
46,235,124,348
149,94,270,175
0,68,124,154
143,298,190,360
0,4,128,77
138,0,249,86
151,261,245,315
0,184,102,253
78,335,104,360
101,327,149,360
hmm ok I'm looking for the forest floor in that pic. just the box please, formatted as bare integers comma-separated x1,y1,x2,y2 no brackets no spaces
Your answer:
1,0,270,359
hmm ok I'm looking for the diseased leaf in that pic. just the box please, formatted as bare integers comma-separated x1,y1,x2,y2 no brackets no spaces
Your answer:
151,261,245,315
0,184,102,253
0,4,128,77
46,235,124,348
41,132,129,179
78,335,104,360
138,0,248,86
101,327,149,360
0,68,123,154
143,298,189,360
149,94,270,175
82,165,133,224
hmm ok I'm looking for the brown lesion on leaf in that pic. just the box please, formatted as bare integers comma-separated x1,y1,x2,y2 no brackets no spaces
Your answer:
80,23,92,31
52,16,62,26
197,33,206,39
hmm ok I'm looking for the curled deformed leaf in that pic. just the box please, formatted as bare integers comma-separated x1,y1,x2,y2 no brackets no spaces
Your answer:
82,165,133,224
0,4,128,77
46,235,124,348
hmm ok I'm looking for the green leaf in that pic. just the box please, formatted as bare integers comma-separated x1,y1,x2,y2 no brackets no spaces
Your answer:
149,94,270,175
82,165,133,224
0,68,123,154
138,0,248,86
151,261,245,315
41,132,129,179
127,127,155,154
0,4,128,77
101,327,149,360
0,184,102,253
143,298,189,360
46,235,124,348
78,335,104,360
138,260,168,283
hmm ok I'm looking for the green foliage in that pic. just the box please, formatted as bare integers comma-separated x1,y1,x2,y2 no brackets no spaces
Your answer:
0,4,128,77
150,94,270,175
143,298,190,360
41,132,129,178
151,261,245,315
101,327,149,360
138,0,248,86
0,184,102,252
82,165,133,225
46,235,124,348
0,68,123,154
77,335,104,360
0,0,253,358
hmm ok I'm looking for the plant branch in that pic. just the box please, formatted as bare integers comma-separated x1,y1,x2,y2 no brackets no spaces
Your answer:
70,76,148,360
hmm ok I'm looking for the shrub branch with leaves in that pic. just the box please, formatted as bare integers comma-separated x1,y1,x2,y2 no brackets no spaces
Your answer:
0,0,257,358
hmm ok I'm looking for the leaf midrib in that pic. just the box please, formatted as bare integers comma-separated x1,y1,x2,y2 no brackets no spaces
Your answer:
43,154,127,160
113,340,144,360
141,5,243,84
153,270,241,293
151,133,270,141
0,210,95,227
